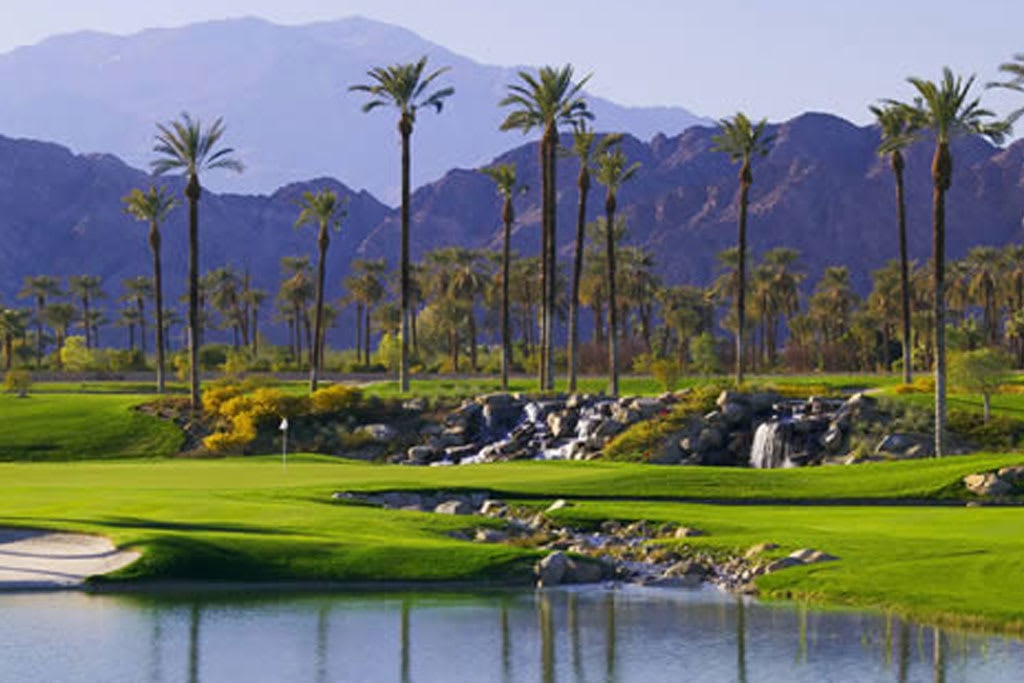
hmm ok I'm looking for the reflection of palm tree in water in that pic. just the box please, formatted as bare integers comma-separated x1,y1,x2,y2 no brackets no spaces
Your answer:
500,602,512,683
315,605,329,683
897,621,910,683
400,599,411,683
605,592,616,683
149,608,163,683
187,603,200,683
540,593,555,683
736,598,747,683
568,593,583,680
932,628,945,683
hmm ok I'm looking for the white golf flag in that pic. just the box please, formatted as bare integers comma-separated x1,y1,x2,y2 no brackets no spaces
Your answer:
279,417,289,431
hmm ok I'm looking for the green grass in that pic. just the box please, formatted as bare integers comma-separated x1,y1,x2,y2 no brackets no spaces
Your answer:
0,393,182,461
1,456,1023,629
4,378,1024,631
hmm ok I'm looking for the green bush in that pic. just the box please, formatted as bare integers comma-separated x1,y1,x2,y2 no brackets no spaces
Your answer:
4,369,32,397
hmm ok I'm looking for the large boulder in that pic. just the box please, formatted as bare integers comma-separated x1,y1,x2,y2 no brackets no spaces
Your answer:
434,499,474,515
536,551,569,586
357,423,399,442
964,473,1012,497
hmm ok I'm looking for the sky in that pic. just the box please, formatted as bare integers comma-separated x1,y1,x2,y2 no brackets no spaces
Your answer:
3,0,1023,126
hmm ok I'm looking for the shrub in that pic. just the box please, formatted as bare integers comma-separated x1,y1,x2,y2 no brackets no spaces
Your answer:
60,336,94,372
198,345,229,371
650,358,682,392
311,384,363,414
4,369,32,397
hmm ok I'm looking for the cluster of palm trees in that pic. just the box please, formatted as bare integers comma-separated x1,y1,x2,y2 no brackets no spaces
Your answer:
5,50,1024,448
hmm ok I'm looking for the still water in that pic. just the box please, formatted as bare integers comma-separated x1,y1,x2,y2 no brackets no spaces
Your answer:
0,586,1020,682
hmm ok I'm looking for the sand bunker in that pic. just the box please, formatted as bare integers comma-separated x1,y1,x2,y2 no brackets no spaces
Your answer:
0,528,139,590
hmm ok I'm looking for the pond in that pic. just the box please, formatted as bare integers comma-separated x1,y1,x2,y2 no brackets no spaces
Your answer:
0,586,1019,682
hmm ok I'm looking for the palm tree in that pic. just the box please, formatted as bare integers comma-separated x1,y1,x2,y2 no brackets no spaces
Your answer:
566,125,621,392
116,305,142,351
350,56,454,393
295,189,345,392
711,113,774,387
870,103,919,383
594,146,639,396
123,185,177,393
121,276,154,358
43,303,76,369
500,64,592,390
67,275,105,349
17,275,62,369
989,53,1024,123
151,112,243,410
481,163,523,389
449,248,490,372
0,308,26,370
279,257,315,366
898,68,1008,456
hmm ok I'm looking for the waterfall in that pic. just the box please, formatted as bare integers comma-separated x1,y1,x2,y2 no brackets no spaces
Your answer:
750,421,790,469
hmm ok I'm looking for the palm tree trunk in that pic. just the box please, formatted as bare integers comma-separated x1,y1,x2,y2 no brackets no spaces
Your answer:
569,168,589,393
151,223,166,394
310,227,328,392
501,204,512,391
469,307,478,372
399,119,412,393
81,296,91,348
137,298,147,356
355,302,363,362
364,306,372,366
736,171,750,387
894,154,913,384
186,173,201,410
538,137,550,392
34,297,43,369
545,134,557,391
605,193,620,396
933,143,951,458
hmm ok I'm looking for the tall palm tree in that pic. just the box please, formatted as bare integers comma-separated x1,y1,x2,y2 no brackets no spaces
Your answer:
350,56,454,393
712,113,774,387
481,163,523,390
500,64,592,390
123,185,177,393
0,308,26,370
151,112,243,410
595,146,639,396
566,125,621,392
870,103,919,383
295,189,345,392
898,68,1008,456
67,275,105,349
17,275,62,369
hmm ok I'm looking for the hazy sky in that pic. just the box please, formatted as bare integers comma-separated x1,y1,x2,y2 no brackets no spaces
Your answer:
4,0,1023,125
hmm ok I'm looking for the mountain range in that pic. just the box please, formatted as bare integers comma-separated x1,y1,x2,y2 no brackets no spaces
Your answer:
0,16,709,202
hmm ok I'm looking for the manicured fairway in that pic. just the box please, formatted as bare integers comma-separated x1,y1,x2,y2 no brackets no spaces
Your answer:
2,456,1024,630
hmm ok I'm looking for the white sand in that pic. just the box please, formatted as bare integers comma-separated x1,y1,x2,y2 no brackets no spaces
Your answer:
0,528,140,590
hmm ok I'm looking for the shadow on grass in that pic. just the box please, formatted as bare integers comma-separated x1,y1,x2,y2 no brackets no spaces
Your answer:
96,516,297,537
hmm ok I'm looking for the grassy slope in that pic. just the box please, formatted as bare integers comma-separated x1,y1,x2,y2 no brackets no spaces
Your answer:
0,394,182,461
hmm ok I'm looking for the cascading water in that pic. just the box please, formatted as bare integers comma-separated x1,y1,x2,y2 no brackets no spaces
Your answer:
749,421,791,469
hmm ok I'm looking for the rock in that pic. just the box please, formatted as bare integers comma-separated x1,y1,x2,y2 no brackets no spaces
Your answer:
720,401,752,427
357,423,399,442
748,392,783,416
611,404,641,426
474,528,508,543
546,499,570,513
997,466,1024,487
434,499,474,515
536,551,569,586
546,412,577,439
766,556,803,573
402,397,427,412
594,419,625,440
788,548,838,564
407,445,439,464
674,527,705,538
964,473,1012,497
381,491,424,509
697,426,724,453
744,542,779,559
564,557,606,584
716,390,749,409
630,398,665,419
480,499,507,515
875,433,931,457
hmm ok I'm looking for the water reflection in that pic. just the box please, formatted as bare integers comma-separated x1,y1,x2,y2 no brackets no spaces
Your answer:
0,587,1020,682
